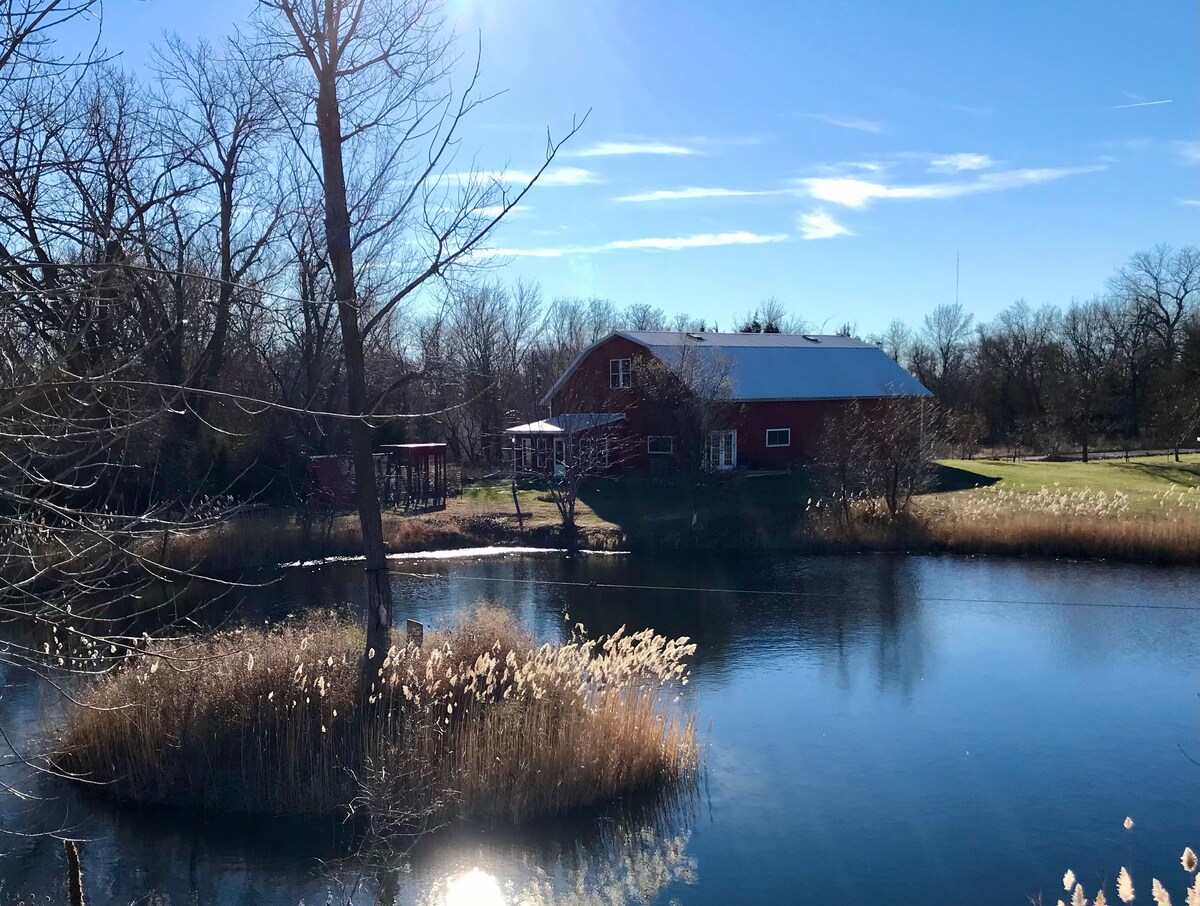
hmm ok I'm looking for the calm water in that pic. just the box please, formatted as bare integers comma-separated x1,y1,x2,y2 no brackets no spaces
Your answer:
1,551,1198,905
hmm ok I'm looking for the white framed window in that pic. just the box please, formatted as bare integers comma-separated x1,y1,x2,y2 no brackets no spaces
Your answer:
609,357,632,389
765,428,791,448
647,436,673,455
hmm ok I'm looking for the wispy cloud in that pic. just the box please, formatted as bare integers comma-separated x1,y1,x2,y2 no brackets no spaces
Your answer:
484,246,569,258
472,204,531,218
448,166,601,187
1175,140,1200,165
1178,199,1200,207
570,141,697,157
799,113,887,134
928,153,997,174
607,231,789,251
685,135,766,149
798,209,852,240
796,165,1105,208
614,186,786,203
486,231,790,258
1111,99,1172,109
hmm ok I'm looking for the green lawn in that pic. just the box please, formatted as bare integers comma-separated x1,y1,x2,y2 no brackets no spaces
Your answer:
936,455,1200,508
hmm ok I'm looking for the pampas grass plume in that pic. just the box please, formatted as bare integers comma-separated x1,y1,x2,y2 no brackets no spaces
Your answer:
1118,867,1135,903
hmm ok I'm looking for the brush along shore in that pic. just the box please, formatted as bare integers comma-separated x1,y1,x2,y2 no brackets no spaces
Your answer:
144,456,1200,572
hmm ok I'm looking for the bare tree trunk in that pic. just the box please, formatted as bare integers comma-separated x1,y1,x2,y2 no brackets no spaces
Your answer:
65,840,85,906
510,477,525,536
314,77,392,699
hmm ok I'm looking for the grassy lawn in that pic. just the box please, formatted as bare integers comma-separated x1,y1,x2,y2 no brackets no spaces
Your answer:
936,455,1200,510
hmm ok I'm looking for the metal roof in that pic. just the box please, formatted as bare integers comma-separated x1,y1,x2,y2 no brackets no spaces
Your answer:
540,331,931,404
505,412,626,435
619,330,870,349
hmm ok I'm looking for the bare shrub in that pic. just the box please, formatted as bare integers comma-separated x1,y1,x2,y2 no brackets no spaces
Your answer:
815,398,939,520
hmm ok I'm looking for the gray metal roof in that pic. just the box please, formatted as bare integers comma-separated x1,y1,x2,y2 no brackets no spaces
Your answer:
505,412,626,435
620,330,871,349
541,331,931,404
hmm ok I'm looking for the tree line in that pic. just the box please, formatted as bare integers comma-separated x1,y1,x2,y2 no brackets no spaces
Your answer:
867,245,1199,460
3,2,1195,532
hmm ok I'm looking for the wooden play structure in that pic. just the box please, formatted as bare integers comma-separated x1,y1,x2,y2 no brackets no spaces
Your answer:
306,443,449,512
378,444,448,511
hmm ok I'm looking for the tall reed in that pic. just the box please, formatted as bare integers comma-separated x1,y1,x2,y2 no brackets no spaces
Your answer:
55,608,698,827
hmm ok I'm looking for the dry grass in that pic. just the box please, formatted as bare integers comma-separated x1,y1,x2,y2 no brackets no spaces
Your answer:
922,485,1200,564
147,509,485,573
781,481,1200,565
55,608,698,827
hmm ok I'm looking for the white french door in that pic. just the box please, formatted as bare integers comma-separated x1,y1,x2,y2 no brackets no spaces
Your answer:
708,430,737,470
553,438,567,477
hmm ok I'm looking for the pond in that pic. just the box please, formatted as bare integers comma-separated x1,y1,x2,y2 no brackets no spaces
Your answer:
1,551,1197,904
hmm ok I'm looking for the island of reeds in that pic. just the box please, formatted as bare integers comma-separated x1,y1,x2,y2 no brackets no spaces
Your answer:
55,608,698,828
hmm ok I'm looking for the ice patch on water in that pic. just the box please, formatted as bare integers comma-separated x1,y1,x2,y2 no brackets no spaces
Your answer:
280,546,626,568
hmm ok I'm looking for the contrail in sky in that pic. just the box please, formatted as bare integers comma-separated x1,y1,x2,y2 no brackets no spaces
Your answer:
1111,99,1172,109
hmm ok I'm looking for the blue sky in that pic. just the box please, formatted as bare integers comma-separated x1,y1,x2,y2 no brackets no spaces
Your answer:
89,0,1197,332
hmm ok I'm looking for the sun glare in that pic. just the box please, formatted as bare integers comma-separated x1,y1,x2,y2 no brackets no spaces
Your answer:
445,868,506,906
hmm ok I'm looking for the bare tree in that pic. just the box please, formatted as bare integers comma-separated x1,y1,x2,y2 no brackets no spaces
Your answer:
252,0,582,692
1110,244,1199,363
0,0,102,76
870,319,913,364
152,34,286,427
419,280,543,465
622,302,667,331
636,343,736,473
815,398,937,520
1057,296,1112,461
918,302,973,404
668,312,713,333
737,296,806,334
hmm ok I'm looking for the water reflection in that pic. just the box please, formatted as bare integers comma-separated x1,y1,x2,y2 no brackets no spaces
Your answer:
441,868,505,906
0,552,1196,906
405,799,698,906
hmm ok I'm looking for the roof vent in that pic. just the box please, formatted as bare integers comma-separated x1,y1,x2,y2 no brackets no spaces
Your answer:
687,333,707,341
801,334,821,343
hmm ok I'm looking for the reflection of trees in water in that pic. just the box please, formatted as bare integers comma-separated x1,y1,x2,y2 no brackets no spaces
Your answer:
218,552,931,704
527,553,931,699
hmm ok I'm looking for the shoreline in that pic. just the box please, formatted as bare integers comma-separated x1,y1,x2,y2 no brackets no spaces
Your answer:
164,507,1199,574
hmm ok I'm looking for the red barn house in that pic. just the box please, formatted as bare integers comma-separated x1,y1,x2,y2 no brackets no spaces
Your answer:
507,331,932,474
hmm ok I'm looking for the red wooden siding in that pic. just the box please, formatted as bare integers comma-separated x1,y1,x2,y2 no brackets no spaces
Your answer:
547,336,903,472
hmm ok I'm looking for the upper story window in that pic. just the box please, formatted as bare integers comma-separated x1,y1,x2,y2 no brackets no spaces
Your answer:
609,358,632,388
765,428,791,448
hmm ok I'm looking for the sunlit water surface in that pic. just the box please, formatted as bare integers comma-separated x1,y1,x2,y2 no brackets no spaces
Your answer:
1,551,1197,905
